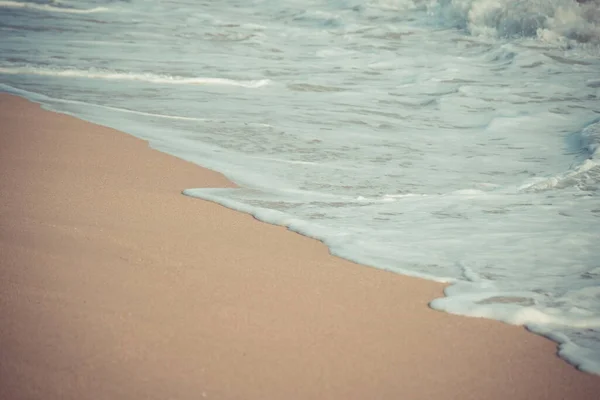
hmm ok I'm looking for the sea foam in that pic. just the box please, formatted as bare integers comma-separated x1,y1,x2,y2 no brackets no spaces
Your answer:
427,0,600,44
0,0,107,14
0,65,270,88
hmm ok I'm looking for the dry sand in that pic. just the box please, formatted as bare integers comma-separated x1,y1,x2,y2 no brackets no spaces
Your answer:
1,93,599,399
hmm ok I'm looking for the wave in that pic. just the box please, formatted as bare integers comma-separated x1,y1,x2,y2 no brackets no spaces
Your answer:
519,120,600,192
425,0,600,44
0,65,271,88
581,119,600,159
0,0,107,14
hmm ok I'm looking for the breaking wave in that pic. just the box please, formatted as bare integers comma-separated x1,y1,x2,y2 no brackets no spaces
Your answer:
520,120,600,192
581,119,600,159
425,0,600,44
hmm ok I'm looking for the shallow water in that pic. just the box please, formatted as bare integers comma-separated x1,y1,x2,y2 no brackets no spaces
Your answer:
1,0,600,373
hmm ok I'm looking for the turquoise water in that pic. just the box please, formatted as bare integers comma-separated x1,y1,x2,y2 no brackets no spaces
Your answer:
1,0,600,373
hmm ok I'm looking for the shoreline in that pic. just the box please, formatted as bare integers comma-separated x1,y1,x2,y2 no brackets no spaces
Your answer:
1,92,599,399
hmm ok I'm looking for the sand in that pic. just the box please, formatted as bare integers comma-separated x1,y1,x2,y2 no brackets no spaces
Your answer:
0,93,599,399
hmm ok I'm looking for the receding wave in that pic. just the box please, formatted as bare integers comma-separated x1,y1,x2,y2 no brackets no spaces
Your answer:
0,82,213,123
425,0,600,44
0,0,107,14
0,65,270,88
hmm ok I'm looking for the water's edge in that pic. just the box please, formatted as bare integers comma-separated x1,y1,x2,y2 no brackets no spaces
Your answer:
3,84,597,376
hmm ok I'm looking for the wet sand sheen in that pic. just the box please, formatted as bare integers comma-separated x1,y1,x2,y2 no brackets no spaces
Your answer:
1,93,599,399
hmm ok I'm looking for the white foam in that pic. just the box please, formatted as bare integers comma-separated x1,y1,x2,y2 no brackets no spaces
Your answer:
0,0,107,14
0,65,270,88
519,120,600,192
427,0,600,44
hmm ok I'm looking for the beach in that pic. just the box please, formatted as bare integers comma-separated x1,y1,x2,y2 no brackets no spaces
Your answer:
1,93,599,399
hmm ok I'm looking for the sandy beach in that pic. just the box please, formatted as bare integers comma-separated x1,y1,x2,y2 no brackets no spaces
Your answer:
1,93,599,399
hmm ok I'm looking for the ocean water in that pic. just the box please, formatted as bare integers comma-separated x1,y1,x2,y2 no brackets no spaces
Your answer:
1,0,599,373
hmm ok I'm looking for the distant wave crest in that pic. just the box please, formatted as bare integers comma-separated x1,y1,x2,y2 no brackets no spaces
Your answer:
425,0,600,44
0,65,271,88
0,0,107,14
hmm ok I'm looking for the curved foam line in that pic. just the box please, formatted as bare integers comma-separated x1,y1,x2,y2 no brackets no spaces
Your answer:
0,0,107,14
0,66,270,88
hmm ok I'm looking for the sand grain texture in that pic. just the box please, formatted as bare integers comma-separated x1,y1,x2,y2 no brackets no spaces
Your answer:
1,94,599,399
